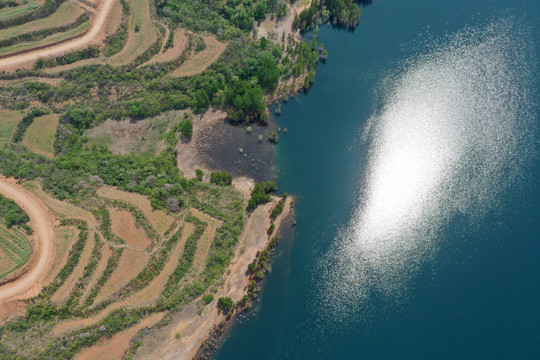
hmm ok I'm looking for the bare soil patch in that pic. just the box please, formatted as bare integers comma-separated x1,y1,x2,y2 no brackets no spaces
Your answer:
84,118,163,156
94,247,148,304
97,186,174,235
76,312,164,360
0,299,24,324
176,108,227,179
110,208,150,250
171,35,226,77
54,304,118,335
104,0,122,35
43,55,103,73
189,212,220,272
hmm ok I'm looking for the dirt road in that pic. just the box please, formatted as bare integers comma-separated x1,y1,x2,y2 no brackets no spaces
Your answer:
0,177,55,302
0,0,116,70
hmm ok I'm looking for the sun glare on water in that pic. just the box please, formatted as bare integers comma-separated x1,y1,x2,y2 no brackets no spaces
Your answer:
319,18,536,317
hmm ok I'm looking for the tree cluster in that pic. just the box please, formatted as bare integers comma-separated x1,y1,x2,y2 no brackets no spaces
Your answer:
248,181,276,209
0,194,29,228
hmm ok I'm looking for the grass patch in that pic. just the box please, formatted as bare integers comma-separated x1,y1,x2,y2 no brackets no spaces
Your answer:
0,108,23,148
21,113,59,158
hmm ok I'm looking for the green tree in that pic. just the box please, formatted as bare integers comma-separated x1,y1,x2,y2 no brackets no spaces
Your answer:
217,297,234,313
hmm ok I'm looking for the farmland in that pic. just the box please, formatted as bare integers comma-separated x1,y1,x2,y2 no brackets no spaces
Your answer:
0,223,32,280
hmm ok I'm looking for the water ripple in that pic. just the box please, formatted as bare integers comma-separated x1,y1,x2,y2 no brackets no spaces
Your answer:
319,18,536,319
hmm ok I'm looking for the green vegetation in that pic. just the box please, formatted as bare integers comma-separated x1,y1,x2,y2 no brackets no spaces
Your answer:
34,46,100,69
0,193,29,227
248,181,276,209
10,107,49,144
177,113,193,139
39,219,88,300
294,0,371,31
202,293,214,304
0,224,32,279
0,13,88,48
210,171,233,186
270,198,285,219
83,247,123,308
159,215,206,302
0,2,39,22
217,296,233,313
0,0,66,30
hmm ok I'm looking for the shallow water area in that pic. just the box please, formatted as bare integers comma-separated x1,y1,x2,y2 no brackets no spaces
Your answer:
196,119,276,182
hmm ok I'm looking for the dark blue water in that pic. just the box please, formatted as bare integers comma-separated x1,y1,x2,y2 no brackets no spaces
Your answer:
216,0,540,359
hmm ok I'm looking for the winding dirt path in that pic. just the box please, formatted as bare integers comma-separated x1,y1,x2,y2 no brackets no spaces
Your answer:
0,177,55,302
0,0,116,70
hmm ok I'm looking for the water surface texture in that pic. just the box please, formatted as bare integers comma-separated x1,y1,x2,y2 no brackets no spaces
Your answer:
217,0,539,358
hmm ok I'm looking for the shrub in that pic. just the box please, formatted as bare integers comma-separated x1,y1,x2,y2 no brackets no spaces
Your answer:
210,171,233,186
178,119,193,138
195,169,204,181
217,297,234,313
202,294,214,304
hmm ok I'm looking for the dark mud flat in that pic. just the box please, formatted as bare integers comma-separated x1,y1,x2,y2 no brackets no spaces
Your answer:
196,119,277,182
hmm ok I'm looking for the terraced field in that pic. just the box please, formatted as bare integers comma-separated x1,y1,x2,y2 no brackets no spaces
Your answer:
0,224,32,280
171,35,226,77
0,170,289,359
0,0,301,356
0,1,40,21
108,0,158,65
0,21,90,55
0,2,85,41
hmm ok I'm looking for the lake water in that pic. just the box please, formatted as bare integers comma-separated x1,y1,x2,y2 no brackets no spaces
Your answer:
216,0,540,358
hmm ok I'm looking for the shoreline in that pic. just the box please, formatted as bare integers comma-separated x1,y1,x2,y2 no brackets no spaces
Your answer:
195,200,294,360
145,195,294,360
